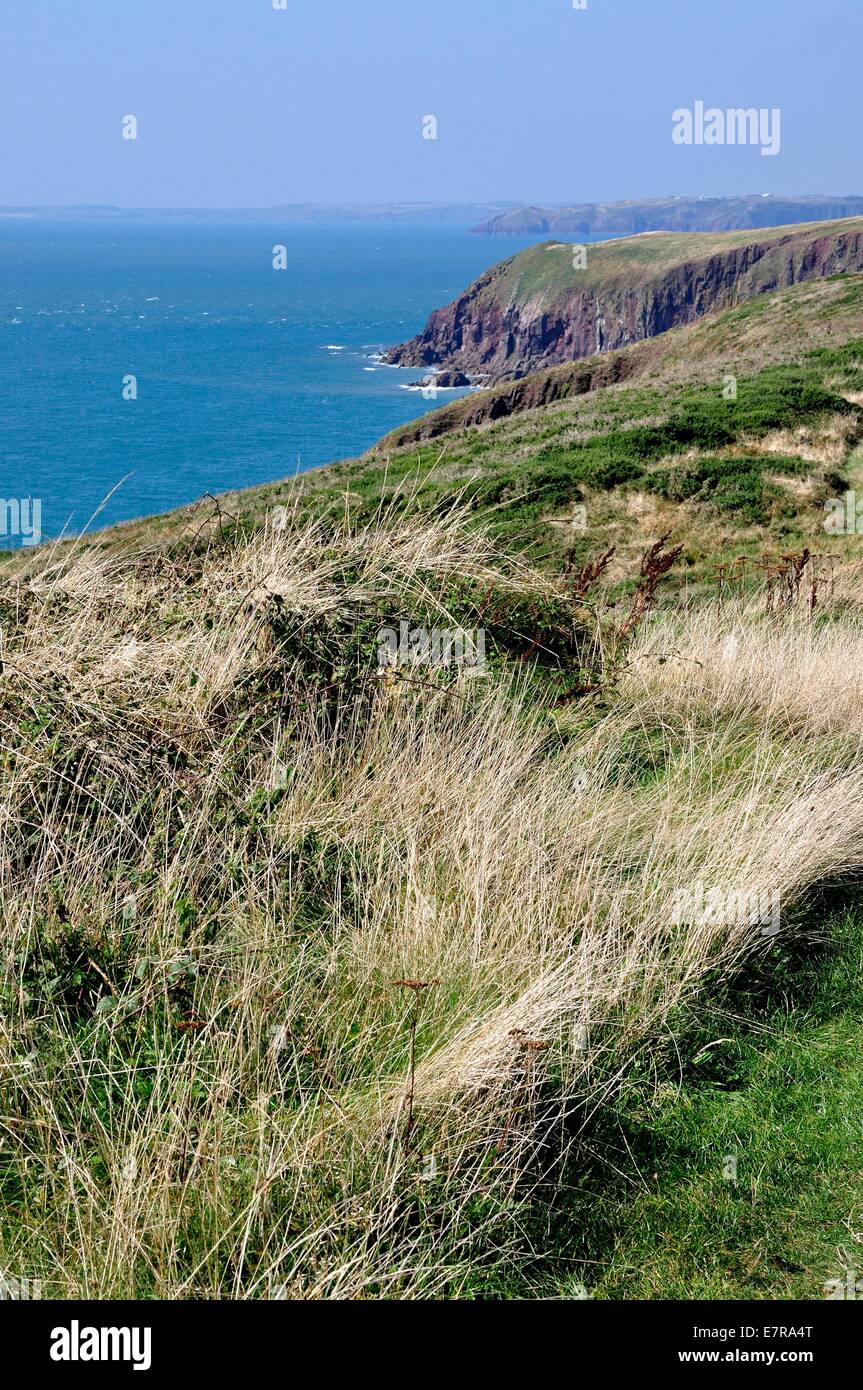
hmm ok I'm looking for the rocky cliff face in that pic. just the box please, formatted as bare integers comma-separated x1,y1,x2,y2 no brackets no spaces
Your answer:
385,221,863,383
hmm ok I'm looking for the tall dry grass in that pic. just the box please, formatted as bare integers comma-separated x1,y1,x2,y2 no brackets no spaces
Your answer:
3,508,863,1297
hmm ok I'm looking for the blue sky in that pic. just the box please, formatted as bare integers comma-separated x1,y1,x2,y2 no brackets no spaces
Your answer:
1,0,859,206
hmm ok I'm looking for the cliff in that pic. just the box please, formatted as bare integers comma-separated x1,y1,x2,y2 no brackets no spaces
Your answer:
384,218,863,382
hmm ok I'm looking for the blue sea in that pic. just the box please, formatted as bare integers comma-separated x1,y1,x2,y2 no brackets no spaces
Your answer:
0,220,540,546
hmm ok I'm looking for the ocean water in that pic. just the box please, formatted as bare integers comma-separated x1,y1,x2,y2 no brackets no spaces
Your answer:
0,220,540,546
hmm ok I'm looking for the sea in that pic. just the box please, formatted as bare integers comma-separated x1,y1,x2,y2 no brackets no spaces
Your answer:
0,219,540,547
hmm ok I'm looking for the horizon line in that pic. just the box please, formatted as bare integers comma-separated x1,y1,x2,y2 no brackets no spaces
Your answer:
3,192,863,215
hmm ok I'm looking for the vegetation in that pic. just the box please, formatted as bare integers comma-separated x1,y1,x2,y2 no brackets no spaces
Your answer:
4,275,863,1300
545,907,863,1301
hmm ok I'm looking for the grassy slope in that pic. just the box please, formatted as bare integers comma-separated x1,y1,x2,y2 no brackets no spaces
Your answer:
235,277,863,1302
6,536,863,1300
5,275,863,1301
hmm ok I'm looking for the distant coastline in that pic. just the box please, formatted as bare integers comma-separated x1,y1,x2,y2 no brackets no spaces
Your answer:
5,195,863,236
0,202,519,227
474,194,863,236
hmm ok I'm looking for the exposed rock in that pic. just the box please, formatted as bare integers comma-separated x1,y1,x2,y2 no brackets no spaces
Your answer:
408,369,472,388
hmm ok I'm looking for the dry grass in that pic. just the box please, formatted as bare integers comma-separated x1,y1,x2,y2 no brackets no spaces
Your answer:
742,412,859,467
3,507,863,1298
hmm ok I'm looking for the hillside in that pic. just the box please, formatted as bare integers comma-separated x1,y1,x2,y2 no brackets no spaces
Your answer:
385,217,863,381
5,272,863,1301
474,195,863,237
377,272,863,450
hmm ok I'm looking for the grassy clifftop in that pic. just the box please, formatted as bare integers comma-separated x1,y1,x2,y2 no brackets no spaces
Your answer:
474,217,863,296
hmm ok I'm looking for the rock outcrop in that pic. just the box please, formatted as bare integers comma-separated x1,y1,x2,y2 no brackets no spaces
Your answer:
408,369,472,388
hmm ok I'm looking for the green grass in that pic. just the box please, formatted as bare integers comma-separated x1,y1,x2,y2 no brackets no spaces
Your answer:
510,911,863,1301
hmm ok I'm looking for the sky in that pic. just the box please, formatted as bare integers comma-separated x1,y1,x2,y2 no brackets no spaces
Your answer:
0,0,859,207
